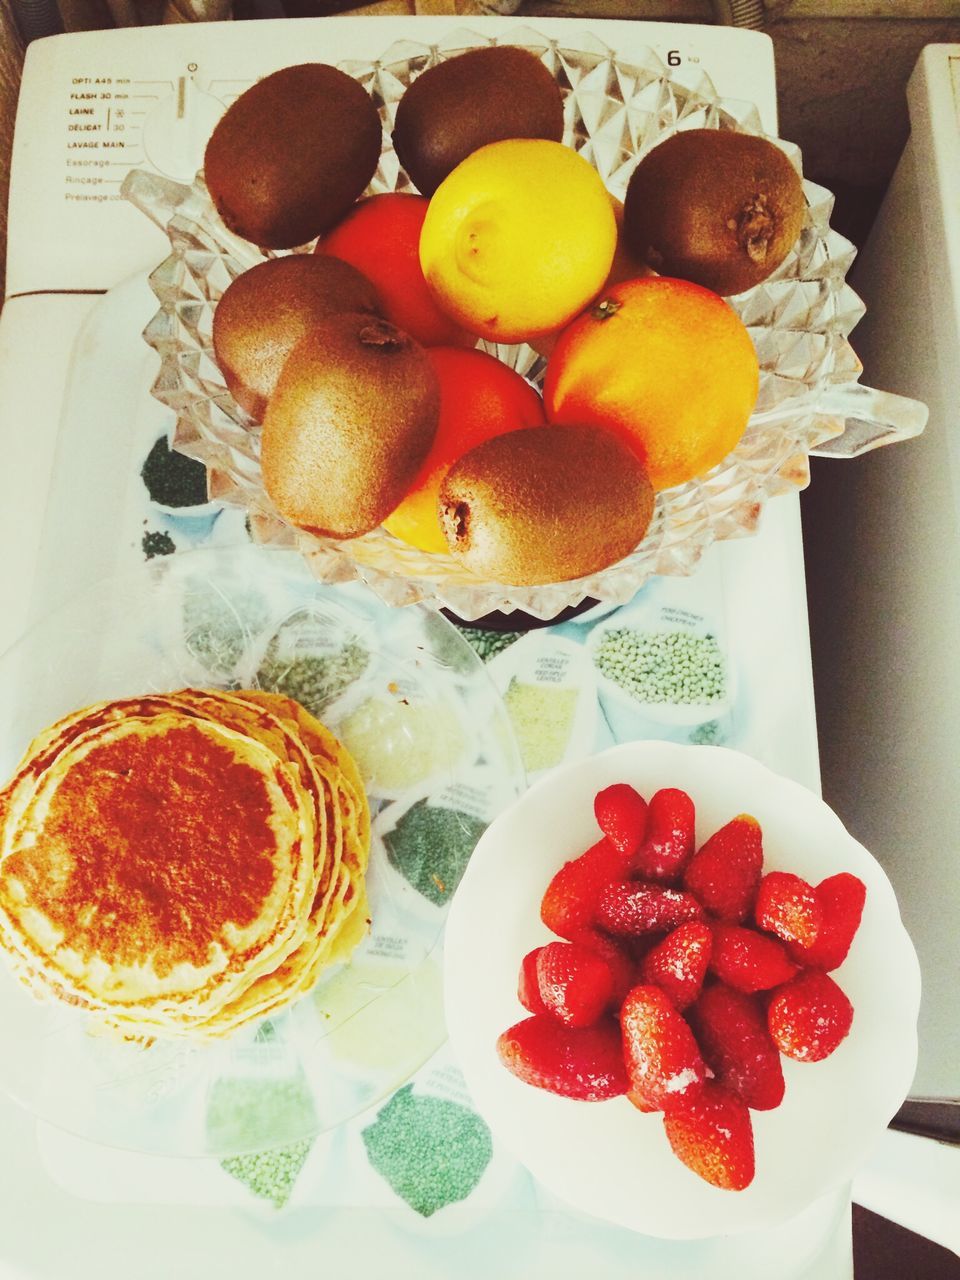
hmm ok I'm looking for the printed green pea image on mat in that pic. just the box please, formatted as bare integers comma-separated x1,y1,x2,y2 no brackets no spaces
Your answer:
594,627,727,706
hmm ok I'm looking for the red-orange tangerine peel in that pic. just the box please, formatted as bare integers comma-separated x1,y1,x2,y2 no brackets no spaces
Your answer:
543,277,760,492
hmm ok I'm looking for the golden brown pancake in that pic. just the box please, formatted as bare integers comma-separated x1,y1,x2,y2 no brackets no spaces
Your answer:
162,689,341,931
0,713,313,1010
248,689,370,865
199,692,371,1035
0,688,370,1040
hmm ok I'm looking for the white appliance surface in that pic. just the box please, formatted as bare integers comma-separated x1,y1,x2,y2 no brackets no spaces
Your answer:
4,15,777,298
806,43,960,1104
0,16,861,1279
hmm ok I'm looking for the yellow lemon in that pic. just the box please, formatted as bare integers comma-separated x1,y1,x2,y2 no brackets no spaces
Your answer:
419,139,617,344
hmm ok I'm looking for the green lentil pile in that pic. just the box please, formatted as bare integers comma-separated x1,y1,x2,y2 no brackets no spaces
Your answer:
594,627,726,705
362,1083,492,1217
182,584,268,678
221,1138,313,1209
207,1073,316,1159
455,627,522,664
256,637,369,718
383,800,487,906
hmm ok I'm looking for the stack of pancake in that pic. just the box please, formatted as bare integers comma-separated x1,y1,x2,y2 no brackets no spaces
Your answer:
0,688,370,1040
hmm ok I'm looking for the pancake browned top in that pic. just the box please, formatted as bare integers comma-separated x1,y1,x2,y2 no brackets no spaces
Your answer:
3,721,283,977
0,710,314,1013
0,687,370,1040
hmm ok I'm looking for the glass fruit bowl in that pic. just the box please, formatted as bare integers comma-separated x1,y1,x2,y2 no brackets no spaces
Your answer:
125,27,927,622
0,543,523,1156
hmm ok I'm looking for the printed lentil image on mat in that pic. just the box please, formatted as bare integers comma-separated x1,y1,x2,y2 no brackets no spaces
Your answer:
362,1083,492,1216
455,626,523,664
594,627,726,704
182,582,270,679
383,800,487,906
503,678,578,774
221,1138,313,1209
256,621,369,718
141,434,209,509
207,1047,317,1164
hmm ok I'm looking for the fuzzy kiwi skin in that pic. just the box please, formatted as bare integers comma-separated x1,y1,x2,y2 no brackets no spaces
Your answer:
213,255,382,421
438,424,655,586
261,312,439,539
392,46,564,197
623,129,806,296
204,64,382,249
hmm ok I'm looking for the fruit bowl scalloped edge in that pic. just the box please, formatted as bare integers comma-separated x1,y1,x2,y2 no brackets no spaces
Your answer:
128,26,875,621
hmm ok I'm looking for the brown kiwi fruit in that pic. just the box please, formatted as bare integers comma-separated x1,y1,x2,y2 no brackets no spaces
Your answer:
392,46,564,198
204,64,382,249
213,255,382,422
623,129,806,296
438,424,654,585
261,312,439,539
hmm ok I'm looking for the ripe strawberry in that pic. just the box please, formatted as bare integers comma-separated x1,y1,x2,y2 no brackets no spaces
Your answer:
767,971,854,1062
640,921,713,1009
594,783,648,858
709,924,799,992
663,1083,756,1190
518,947,547,1015
624,933,665,967
627,1086,659,1113
496,1015,628,1100
633,787,696,882
540,837,626,940
688,982,785,1110
620,984,706,1112
573,930,637,1007
598,881,703,937
755,871,821,949
682,814,763,923
787,873,866,970
536,940,615,1028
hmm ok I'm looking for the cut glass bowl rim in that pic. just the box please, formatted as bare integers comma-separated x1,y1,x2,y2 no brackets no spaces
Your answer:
127,25,912,621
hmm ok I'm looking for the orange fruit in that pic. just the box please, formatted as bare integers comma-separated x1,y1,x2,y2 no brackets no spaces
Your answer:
317,193,475,348
543,277,759,491
418,139,616,344
606,197,658,292
384,347,544,553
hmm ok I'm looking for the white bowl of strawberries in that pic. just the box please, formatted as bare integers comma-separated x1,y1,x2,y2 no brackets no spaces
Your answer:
443,741,920,1238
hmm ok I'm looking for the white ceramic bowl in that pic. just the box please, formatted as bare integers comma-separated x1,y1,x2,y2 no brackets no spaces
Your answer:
443,740,921,1238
